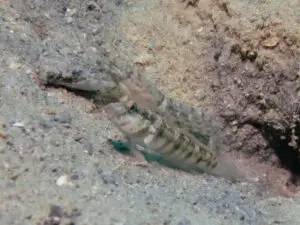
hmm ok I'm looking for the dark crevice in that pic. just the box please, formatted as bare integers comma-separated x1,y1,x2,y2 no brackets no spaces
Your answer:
240,118,300,184
42,82,119,106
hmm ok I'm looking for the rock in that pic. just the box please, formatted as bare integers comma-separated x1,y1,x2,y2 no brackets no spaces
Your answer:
49,204,63,225
49,204,63,218
261,36,280,48
54,110,72,124
56,174,74,186
246,50,258,62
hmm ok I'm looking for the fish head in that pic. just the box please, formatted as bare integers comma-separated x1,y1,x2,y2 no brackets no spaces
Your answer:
102,102,151,137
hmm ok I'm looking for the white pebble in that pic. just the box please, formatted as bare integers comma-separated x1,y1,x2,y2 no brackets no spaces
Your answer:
56,174,74,186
